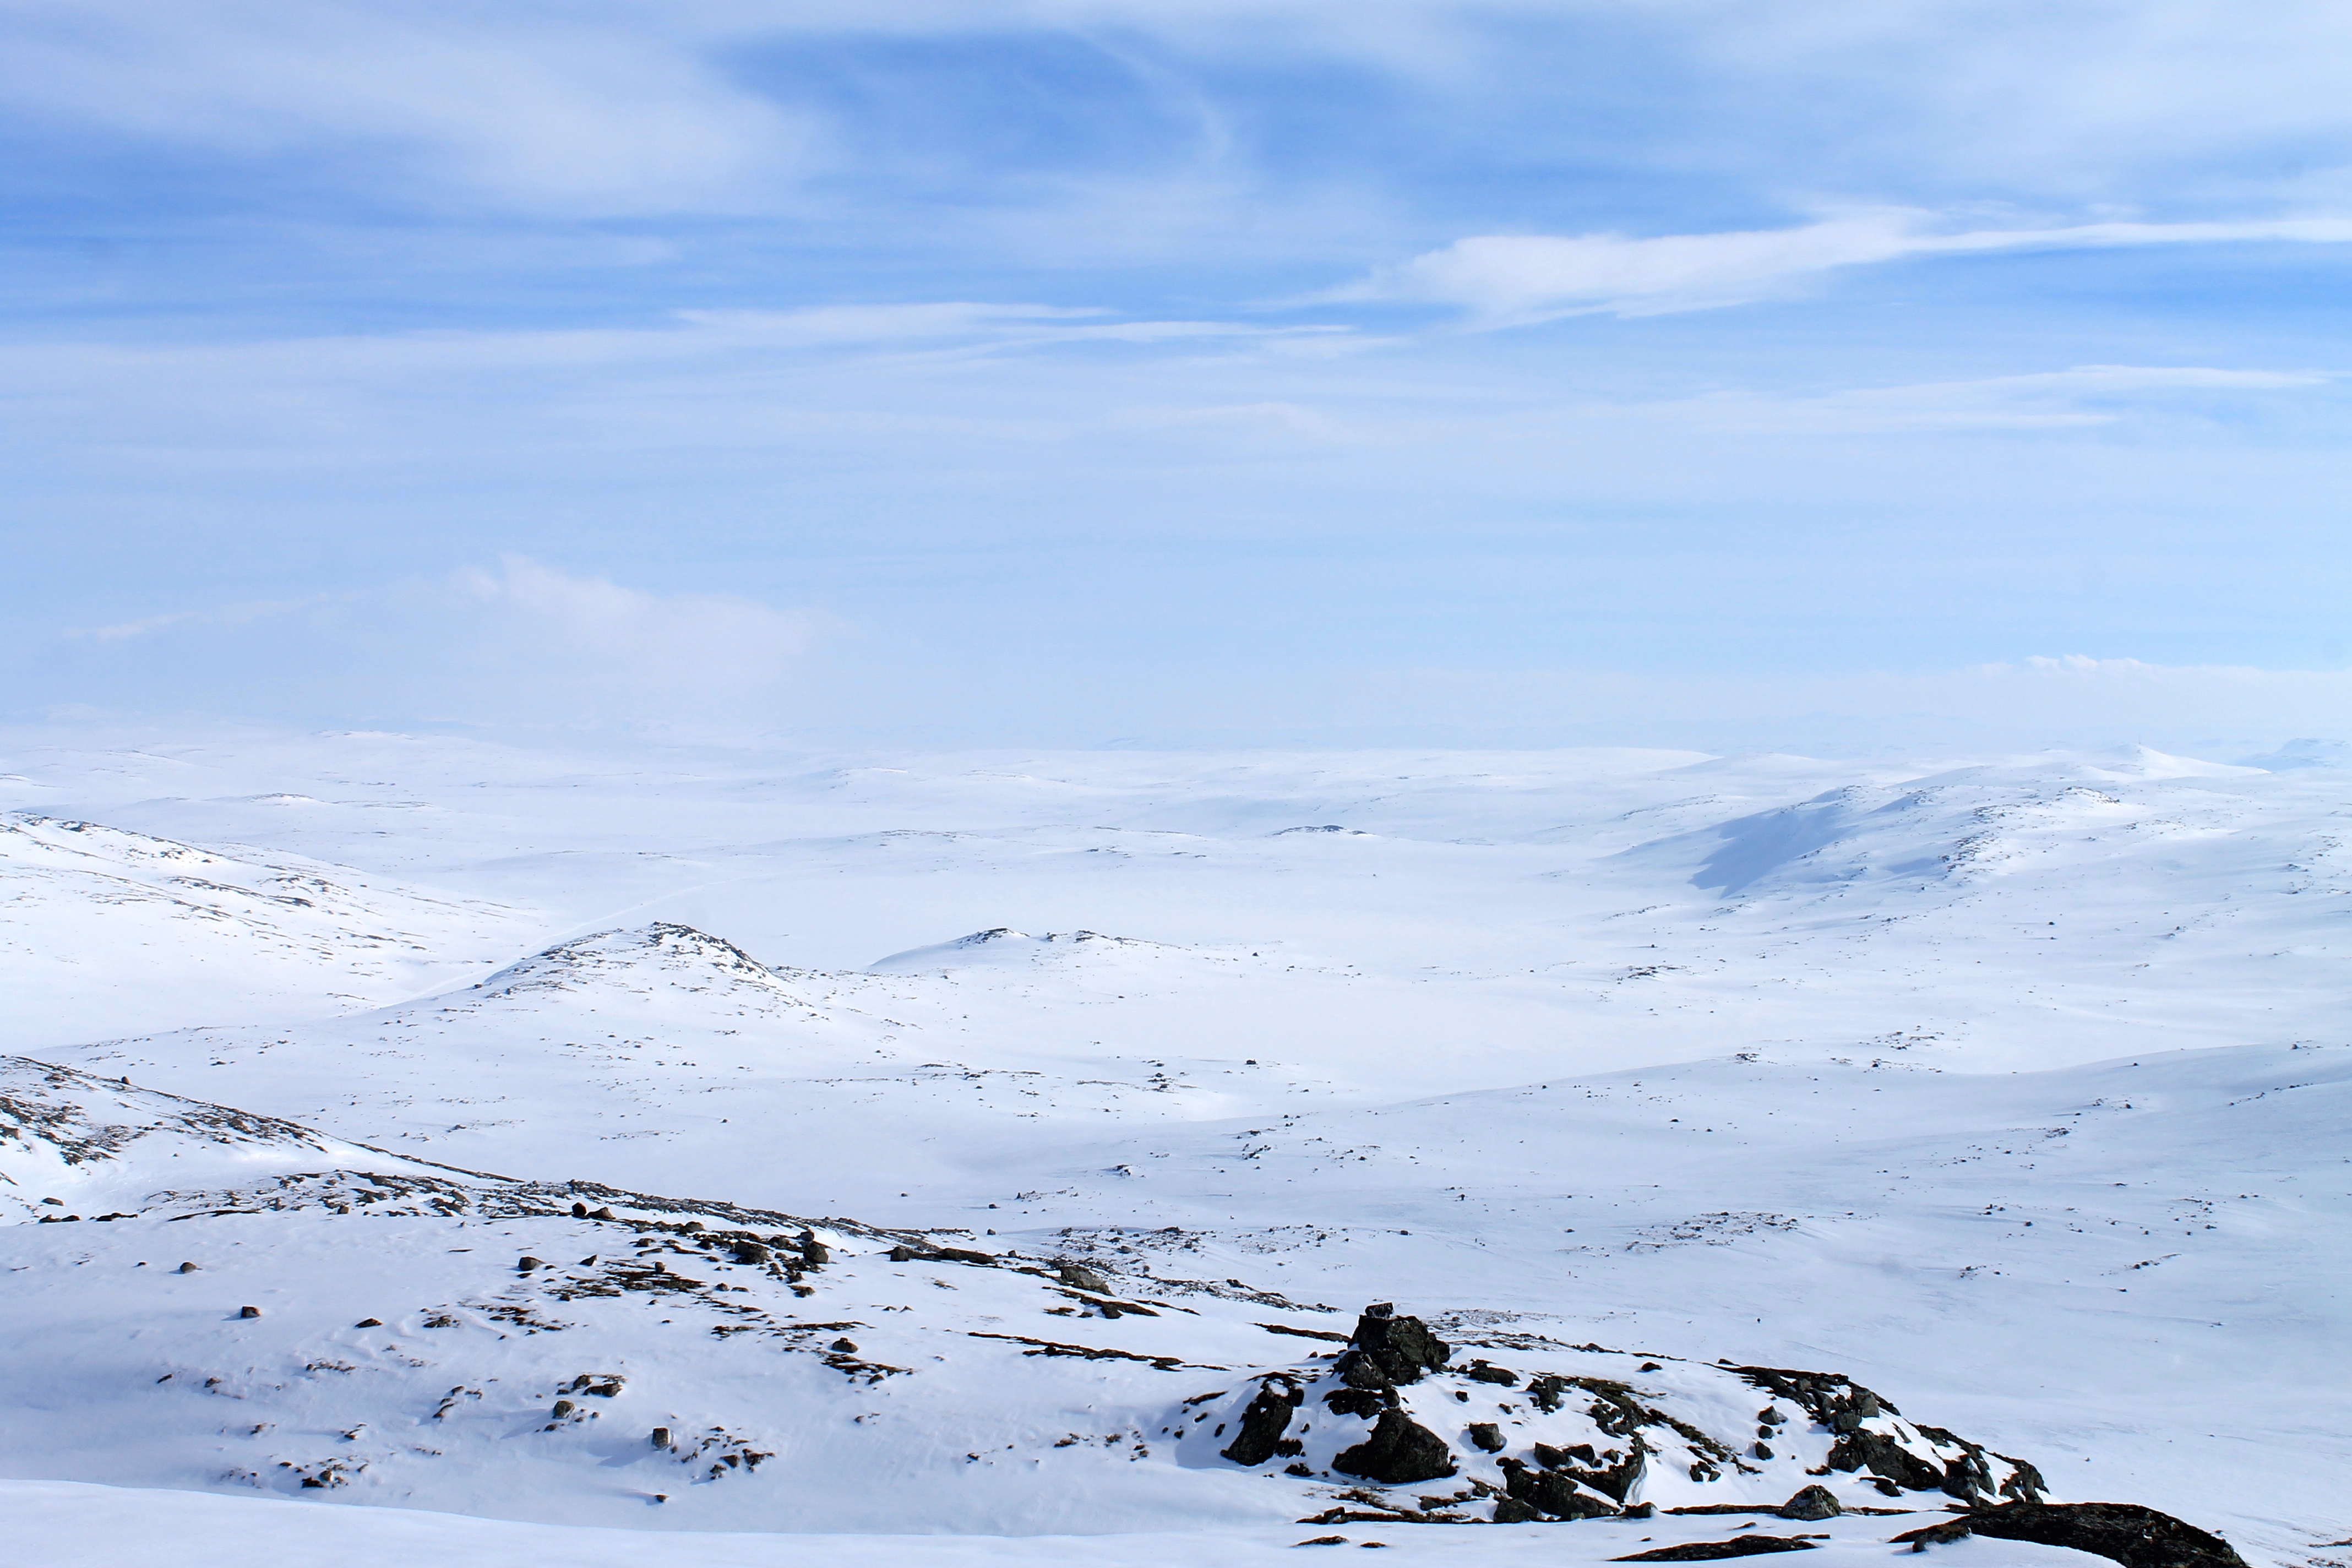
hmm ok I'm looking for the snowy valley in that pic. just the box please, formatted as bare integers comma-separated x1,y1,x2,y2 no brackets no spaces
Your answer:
2,731,2346,1567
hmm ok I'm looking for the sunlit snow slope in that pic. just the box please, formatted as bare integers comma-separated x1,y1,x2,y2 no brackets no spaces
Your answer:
2,728,2346,1567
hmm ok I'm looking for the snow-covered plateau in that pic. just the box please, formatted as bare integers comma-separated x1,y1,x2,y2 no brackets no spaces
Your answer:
1,729,2345,1567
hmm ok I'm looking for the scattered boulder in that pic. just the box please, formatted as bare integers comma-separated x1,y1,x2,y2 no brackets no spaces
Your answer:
1777,1485,1841,1521
177,1262,199,1273
1753,1441,1773,1460
354,1317,382,1328
1493,1495,1542,1524
552,1400,575,1418
570,1201,588,1217
591,1207,617,1221
238,1305,261,1319
1466,1422,1506,1453
1222,1376,1306,1466
732,1242,771,1265
1334,1409,1457,1485
1527,1374,1570,1412
517,1256,543,1271
830,1338,858,1353
650,1427,671,1448
1464,1359,1518,1386
798,1232,829,1266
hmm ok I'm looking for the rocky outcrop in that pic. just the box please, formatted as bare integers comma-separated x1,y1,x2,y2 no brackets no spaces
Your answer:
1333,1408,1457,1484
1738,1365,2043,1505
1893,1502,2249,1568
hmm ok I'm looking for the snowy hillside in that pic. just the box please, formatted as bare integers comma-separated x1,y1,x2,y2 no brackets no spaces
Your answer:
2,729,2345,1566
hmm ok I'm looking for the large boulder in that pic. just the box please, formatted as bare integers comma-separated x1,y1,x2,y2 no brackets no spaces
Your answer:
1219,1376,1304,1466
1333,1408,1457,1485
1777,1485,1841,1521
1346,1302,1451,1385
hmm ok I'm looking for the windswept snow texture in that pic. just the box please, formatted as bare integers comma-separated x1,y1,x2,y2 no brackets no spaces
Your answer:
2,731,2348,1567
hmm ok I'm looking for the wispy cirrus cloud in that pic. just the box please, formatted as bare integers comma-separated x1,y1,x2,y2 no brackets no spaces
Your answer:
1347,213,2352,324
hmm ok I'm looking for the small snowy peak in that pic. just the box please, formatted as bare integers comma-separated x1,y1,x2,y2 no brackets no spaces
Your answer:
869,927,1163,973
474,922,809,1006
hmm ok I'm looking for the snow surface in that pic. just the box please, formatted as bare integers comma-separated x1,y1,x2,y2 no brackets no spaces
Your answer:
2,728,2346,1566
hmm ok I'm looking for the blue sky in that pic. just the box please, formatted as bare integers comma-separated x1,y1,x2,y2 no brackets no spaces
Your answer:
4,2,2351,749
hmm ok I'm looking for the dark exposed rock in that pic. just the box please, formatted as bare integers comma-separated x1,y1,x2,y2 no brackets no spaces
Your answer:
1347,1303,1450,1385
1912,1502,2251,1568
1333,1349,1393,1391
1493,1495,1542,1524
733,1242,771,1264
571,1201,588,1217
1827,1428,1942,1491
650,1426,671,1447
238,1305,261,1319
1499,1457,1616,1520
1464,1359,1518,1386
830,1337,858,1353
1777,1485,1841,1521
1334,1408,1457,1485
1754,1442,1773,1460
354,1317,381,1327
1892,1520,1975,1550
177,1262,200,1273
1466,1422,1506,1452
590,1206,617,1221
1222,1376,1306,1466
518,1256,543,1270
1614,1536,1818,1560
1543,1434,1648,1502
1324,1386,1392,1418
1057,1262,1109,1293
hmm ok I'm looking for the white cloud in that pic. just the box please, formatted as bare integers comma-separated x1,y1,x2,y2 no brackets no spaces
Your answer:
1652,364,2334,433
1352,214,2352,323
0,3,812,213
445,557,826,705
